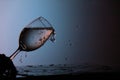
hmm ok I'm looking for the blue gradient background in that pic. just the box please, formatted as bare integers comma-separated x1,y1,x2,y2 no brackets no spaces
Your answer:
0,0,119,66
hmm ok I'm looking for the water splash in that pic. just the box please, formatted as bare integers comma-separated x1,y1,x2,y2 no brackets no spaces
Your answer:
50,31,56,43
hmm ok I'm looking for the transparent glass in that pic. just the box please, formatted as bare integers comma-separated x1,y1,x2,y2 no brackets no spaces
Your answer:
10,17,55,60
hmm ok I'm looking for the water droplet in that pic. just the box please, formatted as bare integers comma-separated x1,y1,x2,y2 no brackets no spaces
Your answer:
67,40,72,47
25,52,27,58
65,57,68,61
19,55,23,63
50,32,55,42
76,25,80,29
69,43,72,46
39,38,42,41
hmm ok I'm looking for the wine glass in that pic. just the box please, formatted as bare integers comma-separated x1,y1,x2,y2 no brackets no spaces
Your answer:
10,17,55,60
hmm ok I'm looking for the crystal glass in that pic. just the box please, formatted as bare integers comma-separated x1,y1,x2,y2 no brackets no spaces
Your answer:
10,17,55,60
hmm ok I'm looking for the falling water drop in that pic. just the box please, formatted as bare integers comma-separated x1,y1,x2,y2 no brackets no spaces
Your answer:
19,55,23,63
65,57,68,61
25,52,27,58
50,32,56,42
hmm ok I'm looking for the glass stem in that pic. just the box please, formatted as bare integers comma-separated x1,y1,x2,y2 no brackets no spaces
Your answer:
10,48,21,60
